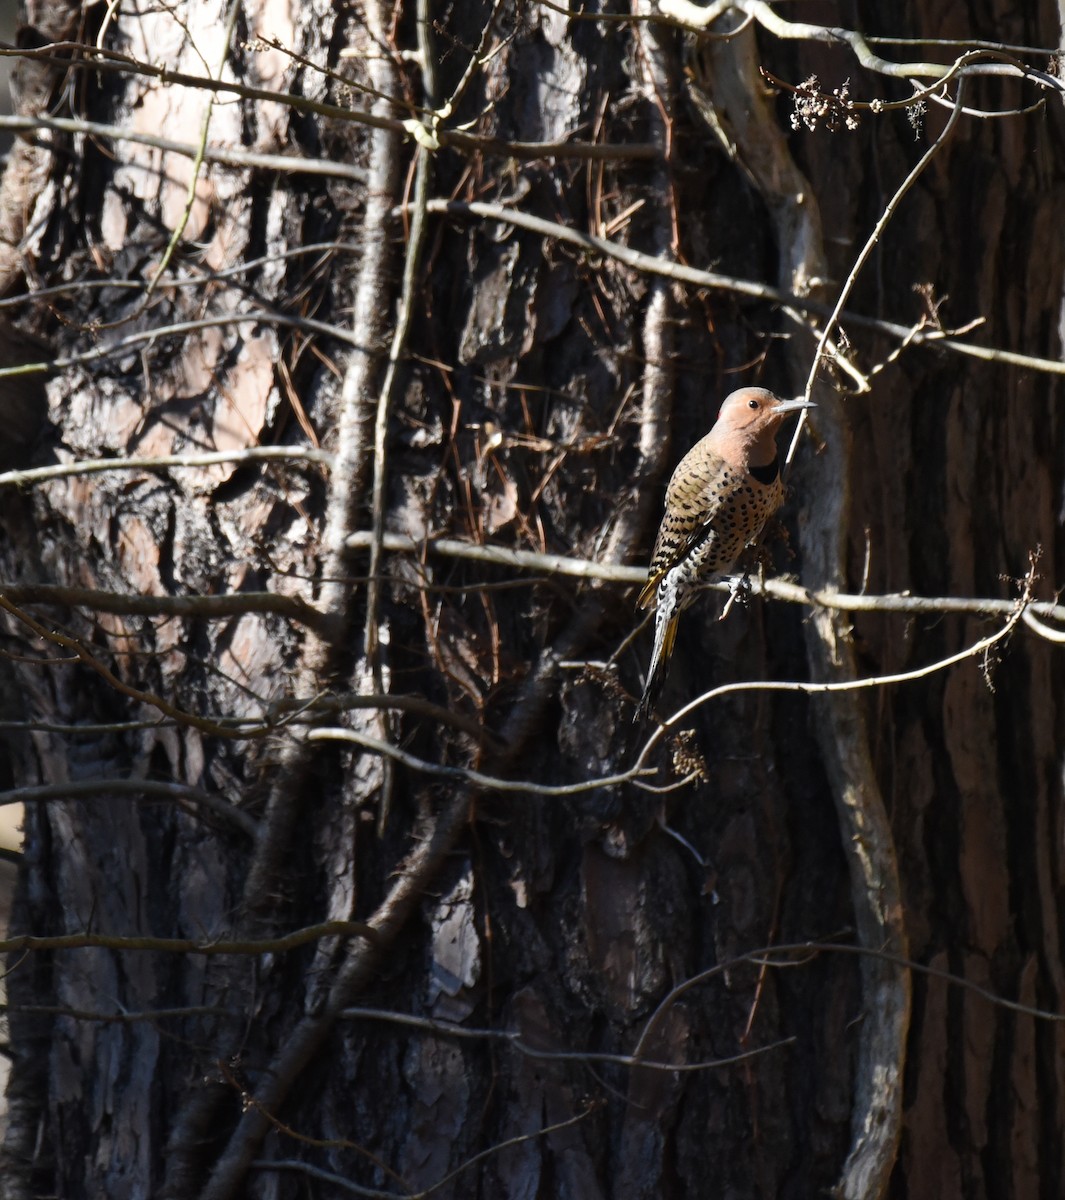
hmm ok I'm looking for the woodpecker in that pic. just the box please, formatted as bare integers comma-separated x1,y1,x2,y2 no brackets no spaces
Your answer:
635,387,813,720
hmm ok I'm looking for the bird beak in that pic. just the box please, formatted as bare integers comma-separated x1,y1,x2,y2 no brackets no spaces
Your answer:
773,397,817,415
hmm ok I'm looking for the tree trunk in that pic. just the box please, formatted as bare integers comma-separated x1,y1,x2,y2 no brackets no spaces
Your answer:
1,1,1063,1198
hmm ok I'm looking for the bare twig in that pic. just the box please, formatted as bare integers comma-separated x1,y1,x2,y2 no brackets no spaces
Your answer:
364,63,431,680
0,918,377,956
13,935,1063,1028
302,602,1029,799
642,596,1027,750
138,1,242,312
0,213,1056,389
434,0,506,120
787,73,970,463
660,1,1064,93
191,8,419,1195
254,1106,597,1200
420,199,1065,377
0,310,390,382
197,791,474,1200
0,110,371,182
1021,609,1065,644
221,0,406,968
361,12,438,831
344,530,1065,625
0,580,329,635
0,43,660,162
0,777,257,836
0,1002,231,1022
341,1005,793,1073
307,725,654,794
267,692,502,747
632,934,1065,1074
747,940,1065,1023
0,692,502,747
0,594,262,740
0,446,332,490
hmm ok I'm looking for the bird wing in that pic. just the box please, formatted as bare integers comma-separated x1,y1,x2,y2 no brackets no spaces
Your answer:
637,443,733,610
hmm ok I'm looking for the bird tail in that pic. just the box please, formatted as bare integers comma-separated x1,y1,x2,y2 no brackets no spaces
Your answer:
635,602,680,722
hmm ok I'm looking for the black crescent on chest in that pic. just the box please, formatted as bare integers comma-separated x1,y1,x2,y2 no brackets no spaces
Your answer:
748,458,780,486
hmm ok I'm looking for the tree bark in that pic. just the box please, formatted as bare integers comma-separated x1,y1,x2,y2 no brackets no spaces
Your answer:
1,2,1063,1198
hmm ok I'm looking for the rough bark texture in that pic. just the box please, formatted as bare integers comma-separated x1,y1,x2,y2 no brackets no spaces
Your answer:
0,1,1063,1198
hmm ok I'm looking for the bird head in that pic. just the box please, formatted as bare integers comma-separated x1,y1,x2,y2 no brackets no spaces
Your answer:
710,387,815,466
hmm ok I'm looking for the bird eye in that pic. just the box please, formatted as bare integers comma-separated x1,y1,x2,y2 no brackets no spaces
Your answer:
748,399,759,410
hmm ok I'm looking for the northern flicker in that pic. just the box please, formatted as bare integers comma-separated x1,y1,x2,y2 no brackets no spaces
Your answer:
635,387,813,720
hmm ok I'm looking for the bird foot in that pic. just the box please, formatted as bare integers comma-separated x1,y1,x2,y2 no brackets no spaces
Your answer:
719,573,752,620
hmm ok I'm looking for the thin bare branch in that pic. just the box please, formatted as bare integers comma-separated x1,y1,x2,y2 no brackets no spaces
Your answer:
750,941,1065,1023
420,199,1065,377
268,693,503,747
0,43,660,162
138,0,241,311
631,933,1065,1087
0,778,257,836
660,1,1064,93
0,594,257,740
788,75,969,463
344,530,1065,624
0,919,377,956
364,11,435,676
254,1106,597,1200
0,691,502,747
0,311,374,383
309,603,1028,798
307,726,655,794
9,938,1064,1029
638,597,1028,760
0,111,370,183
197,792,474,1200
341,1005,794,1073
0,446,331,489
0,581,329,635
0,1002,231,1022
